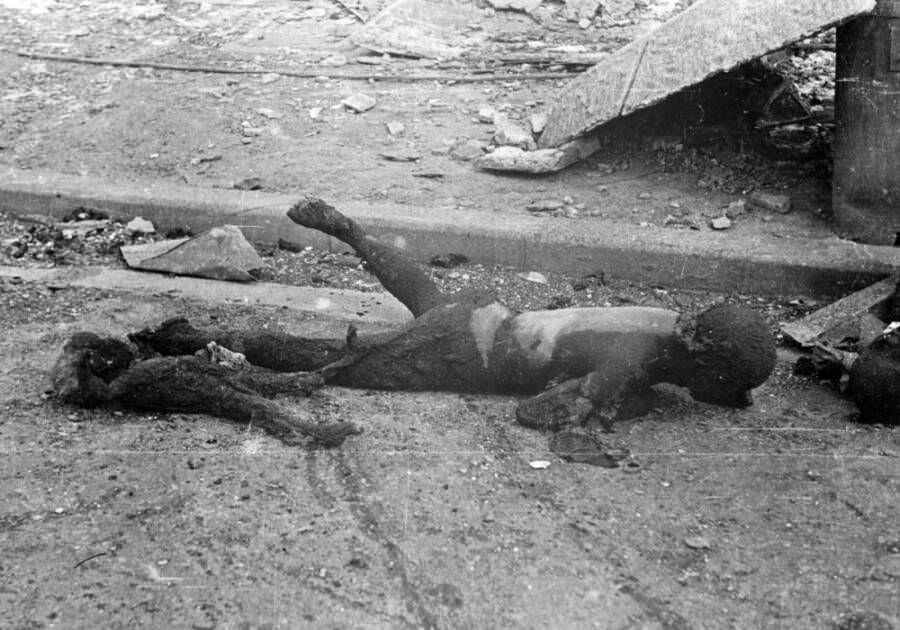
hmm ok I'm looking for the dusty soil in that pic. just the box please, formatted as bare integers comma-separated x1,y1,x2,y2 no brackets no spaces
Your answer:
0,0,838,241
0,1,898,629
1,273,899,630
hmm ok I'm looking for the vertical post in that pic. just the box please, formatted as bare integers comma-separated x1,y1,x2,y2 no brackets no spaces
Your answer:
833,0,900,244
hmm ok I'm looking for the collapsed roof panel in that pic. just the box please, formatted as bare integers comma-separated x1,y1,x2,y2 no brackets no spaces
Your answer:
538,0,876,148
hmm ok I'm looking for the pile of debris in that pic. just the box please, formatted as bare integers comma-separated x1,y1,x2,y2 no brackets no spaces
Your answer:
0,207,159,266
783,276,900,424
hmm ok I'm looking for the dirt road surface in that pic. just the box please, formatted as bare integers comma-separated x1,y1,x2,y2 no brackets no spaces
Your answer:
0,274,898,629
0,1,898,629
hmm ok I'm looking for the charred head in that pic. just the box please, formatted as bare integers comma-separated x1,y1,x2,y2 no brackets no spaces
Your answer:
685,304,776,407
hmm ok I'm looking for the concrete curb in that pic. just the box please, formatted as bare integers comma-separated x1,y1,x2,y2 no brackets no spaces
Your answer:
3,167,900,298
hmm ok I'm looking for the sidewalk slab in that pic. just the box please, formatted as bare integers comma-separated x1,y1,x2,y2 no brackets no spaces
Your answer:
0,264,411,325
2,167,899,299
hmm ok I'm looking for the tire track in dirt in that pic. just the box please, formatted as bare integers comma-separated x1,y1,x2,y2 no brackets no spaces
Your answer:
304,447,439,629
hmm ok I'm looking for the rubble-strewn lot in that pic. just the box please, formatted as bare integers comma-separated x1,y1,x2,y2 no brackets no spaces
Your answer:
1,1,898,628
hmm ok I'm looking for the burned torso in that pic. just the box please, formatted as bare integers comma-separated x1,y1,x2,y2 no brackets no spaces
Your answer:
487,306,690,394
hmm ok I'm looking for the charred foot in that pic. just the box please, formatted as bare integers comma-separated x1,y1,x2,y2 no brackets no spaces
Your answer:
287,197,356,239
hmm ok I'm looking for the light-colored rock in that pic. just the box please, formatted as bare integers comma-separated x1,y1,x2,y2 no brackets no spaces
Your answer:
563,0,600,21
725,199,747,218
477,106,498,124
487,0,543,11
125,217,155,235
341,93,377,113
529,112,548,135
493,116,537,151
256,107,283,119
121,225,263,282
474,137,600,174
749,191,792,214
385,121,406,135
710,216,732,230
451,139,489,161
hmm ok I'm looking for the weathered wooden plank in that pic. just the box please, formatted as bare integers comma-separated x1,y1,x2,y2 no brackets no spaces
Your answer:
781,276,897,347
539,0,876,148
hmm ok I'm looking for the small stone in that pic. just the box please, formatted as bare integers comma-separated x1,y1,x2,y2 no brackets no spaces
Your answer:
493,116,537,151
125,217,156,235
637,192,652,200
342,93,377,113
256,107,283,119
529,460,551,469
517,271,548,284
710,216,732,230
378,149,421,162
725,199,746,218
233,177,263,191
684,536,712,550
477,106,498,123
430,253,469,268
259,73,281,84
385,121,405,136
664,215,700,230
748,191,791,214
277,238,304,253
450,139,488,161
526,199,565,213
529,112,548,135
309,107,323,120
321,54,348,66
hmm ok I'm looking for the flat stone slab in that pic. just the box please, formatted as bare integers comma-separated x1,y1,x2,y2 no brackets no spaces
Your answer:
0,265,412,325
120,225,264,282
538,0,876,147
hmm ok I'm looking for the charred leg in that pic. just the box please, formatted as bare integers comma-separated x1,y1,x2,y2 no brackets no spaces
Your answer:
129,317,366,372
107,356,359,446
52,332,358,446
287,197,446,317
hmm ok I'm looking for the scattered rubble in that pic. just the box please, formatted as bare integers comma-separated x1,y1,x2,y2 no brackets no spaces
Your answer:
0,210,157,265
782,276,900,424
